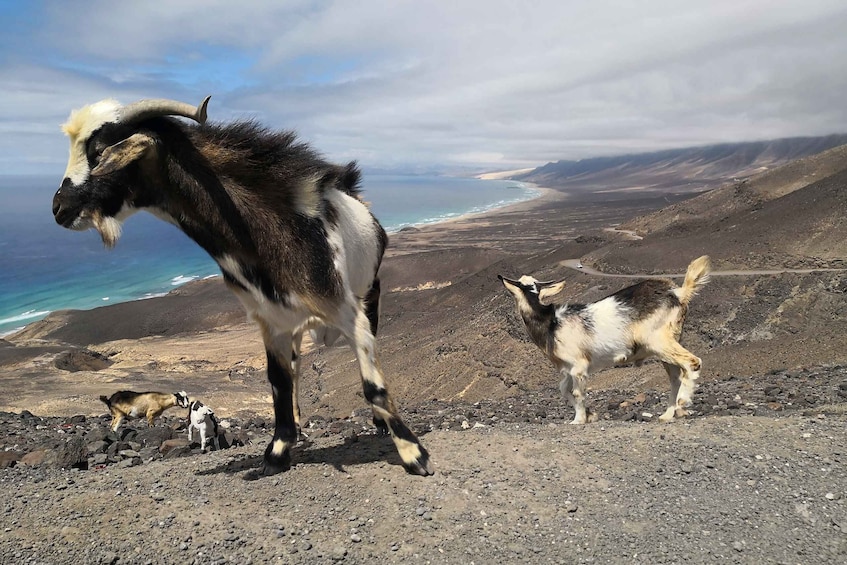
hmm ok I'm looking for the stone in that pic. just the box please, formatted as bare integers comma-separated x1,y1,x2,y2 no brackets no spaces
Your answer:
159,438,191,455
86,440,110,456
0,451,23,469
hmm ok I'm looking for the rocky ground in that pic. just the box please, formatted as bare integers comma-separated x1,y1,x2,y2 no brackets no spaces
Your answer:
1,364,846,564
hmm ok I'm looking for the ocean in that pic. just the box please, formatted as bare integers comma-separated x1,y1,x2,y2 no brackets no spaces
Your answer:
0,173,538,336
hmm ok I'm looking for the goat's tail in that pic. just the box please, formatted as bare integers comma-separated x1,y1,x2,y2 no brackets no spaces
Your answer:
675,255,711,306
99,395,111,408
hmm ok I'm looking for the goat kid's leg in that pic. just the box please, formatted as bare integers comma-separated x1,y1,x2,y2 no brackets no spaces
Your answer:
262,331,299,475
199,426,208,452
566,365,597,424
109,413,123,432
343,305,433,476
659,362,683,422
657,341,702,421
558,372,576,413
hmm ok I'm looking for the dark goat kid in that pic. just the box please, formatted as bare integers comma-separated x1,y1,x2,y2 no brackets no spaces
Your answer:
99,390,190,431
55,96,432,476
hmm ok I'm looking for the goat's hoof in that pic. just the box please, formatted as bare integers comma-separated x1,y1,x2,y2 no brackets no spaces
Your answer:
373,417,390,436
402,446,434,477
262,443,292,475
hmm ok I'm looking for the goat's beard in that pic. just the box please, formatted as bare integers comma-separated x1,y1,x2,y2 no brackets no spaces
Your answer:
91,210,123,249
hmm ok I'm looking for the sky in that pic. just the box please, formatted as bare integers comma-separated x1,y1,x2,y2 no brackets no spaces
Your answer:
2,0,847,175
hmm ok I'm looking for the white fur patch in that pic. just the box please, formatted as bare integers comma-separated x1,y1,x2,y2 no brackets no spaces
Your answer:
322,189,381,297
61,99,121,185
579,298,632,370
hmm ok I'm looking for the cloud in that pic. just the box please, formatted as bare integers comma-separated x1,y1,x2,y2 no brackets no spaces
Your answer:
3,0,847,174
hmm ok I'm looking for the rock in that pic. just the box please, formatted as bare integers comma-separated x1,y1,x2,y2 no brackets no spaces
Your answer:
159,438,191,455
53,349,113,372
134,427,174,448
84,426,116,444
86,440,110,456
116,457,141,468
20,450,48,467
163,445,192,460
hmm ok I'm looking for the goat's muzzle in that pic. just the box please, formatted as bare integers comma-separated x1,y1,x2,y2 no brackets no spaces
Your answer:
52,189,75,227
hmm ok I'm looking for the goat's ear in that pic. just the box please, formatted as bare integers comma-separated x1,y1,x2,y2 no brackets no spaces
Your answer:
90,133,155,176
498,275,520,293
538,280,566,302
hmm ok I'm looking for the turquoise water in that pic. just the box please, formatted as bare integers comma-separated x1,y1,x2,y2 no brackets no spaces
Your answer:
0,174,537,336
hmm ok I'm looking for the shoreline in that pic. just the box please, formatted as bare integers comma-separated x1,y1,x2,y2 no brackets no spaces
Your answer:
386,182,559,234
3,180,557,338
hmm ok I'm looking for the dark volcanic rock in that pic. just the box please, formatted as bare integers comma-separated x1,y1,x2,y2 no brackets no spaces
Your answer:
53,349,113,372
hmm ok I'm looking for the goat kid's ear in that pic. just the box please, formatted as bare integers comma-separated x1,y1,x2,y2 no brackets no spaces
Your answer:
90,133,155,177
537,280,566,302
498,275,520,292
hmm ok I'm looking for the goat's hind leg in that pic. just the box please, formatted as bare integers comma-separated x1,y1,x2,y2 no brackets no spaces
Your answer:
343,304,433,476
364,278,390,436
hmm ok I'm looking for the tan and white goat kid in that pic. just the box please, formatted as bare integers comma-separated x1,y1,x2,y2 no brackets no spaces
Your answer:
99,390,190,431
500,256,710,424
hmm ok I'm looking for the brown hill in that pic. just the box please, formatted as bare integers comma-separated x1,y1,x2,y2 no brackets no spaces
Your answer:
620,142,847,238
516,134,847,193
589,145,847,273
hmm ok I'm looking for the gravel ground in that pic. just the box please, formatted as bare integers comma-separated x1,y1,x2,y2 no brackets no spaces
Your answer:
2,364,846,564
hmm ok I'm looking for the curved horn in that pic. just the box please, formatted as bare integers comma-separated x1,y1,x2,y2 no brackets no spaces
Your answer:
118,95,211,125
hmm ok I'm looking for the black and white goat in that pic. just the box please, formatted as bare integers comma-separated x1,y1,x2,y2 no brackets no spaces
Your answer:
187,400,220,452
54,96,432,476
99,390,190,431
500,256,711,424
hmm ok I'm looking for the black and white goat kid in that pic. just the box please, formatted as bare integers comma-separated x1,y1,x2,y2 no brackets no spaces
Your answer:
500,256,710,424
187,400,220,452
53,96,432,476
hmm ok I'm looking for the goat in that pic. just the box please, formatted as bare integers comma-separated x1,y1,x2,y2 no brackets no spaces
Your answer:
54,96,432,476
187,400,220,452
499,256,711,424
99,390,190,431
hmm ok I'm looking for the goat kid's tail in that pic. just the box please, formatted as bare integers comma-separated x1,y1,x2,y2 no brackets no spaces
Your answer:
675,255,711,306
99,395,111,407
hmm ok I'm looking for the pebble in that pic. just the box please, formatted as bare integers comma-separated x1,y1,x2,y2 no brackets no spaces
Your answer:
351,534,362,543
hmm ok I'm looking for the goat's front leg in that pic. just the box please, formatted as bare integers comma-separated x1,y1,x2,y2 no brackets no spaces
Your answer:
659,362,683,422
291,330,305,440
187,424,194,443
109,414,123,432
342,305,433,476
561,363,596,424
261,331,298,475
199,425,208,452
